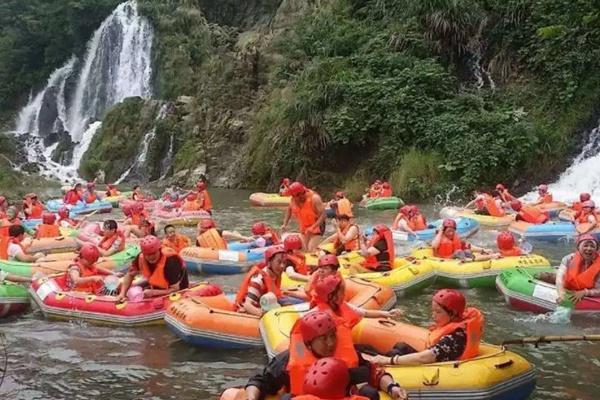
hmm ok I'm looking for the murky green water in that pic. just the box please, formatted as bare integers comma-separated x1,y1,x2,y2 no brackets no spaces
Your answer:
1,188,599,399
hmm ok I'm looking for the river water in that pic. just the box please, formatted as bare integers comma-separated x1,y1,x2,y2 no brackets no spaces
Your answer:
1,188,599,399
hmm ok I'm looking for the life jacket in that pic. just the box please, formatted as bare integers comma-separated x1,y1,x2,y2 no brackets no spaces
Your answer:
484,194,505,217
539,193,553,203
427,307,483,360
287,315,359,395
564,252,600,291
98,230,126,251
286,252,308,275
182,200,202,211
106,189,120,197
334,224,359,252
197,228,227,250
410,214,427,231
27,203,44,219
84,191,97,204
572,202,583,212
0,218,21,237
434,234,464,259
138,247,185,289
364,228,395,270
162,234,190,254
313,301,363,330
130,211,148,226
290,190,320,235
266,227,280,245
499,247,523,257
576,210,598,225
0,238,25,261
235,264,282,308
518,206,549,224
200,190,213,211
336,198,353,218
35,224,61,239
63,190,81,205
380,188,393,197
67,260,103,293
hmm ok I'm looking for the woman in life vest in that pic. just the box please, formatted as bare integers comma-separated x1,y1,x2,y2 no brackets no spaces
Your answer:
162,224,191,254
249,221,280,246
236,245,287,316
570,192,591,214
35,212,61,239
1,225,44,262
368,180,382,199
181,192,202,211
408,205,427,230
23,193,44,220
353,224,394,273
116,235,189,302
105,183,120,198
555,234,600,304
330,191,353,218
495,184,516,204
241,311,407,400
532,184,553,205
297,357,370,400
57,207,81,228
282,182,327,252
83,182,98,204
320,214,359,255
196,181,213,214
124,202,149,227
367,289,483,366
63,183,84,205
195,219,246,248
96,219,126,257
511,200,549,224
65,244,115,293
432,219,471,259
391,205,418,236
0,207,22,237
284,234,311,282
574,200,598,234
279,178,292,196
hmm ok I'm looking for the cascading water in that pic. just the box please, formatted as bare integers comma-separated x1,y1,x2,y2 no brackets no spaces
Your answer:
12,0,153,182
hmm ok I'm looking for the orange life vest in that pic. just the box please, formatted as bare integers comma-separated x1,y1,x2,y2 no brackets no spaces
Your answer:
85,192,97,204
35,224,61,239
291,190,321,235
138,247,184,290
106,189,120,197
200,190,213,211
130,211,148,226
427,307,483,360
64,190,81,205
67,261,103,293
0,238,25,261
235,264,282,308
484,194,505,217
410,214,427,231
313,301,363,330
286,252,308,275
500,247,523,257
266,227,280,245
434,234,464,259
334,224,359,252
336,198,353,218
98,230,126,251
182,200,202,211
196,228,227,250
539,193,553,203
27,203,44,219
519,206,549,224
162,234,191,254
576,210,598,225
564,252,600,291
287,314,359,395
364,228,395,270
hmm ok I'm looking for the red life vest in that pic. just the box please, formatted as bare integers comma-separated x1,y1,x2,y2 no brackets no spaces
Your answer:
64,190,81,205
85,191,97,204
0,238,25,261
27,203,44,219
291,190,321,235
364,228,395,270
380,188,393,197
66,260,103,293
35,224,61,239
266,227,280,245
98,230,126,251
434,234,464,259
564,252,600,291
235,264,282,308
427,307,483,360
138,247,185,289
518,206,549,224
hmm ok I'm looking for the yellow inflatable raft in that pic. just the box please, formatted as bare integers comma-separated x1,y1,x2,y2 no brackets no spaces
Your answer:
440,206,515,227
249,192,291,207
411,248,550,288
27,236,80,254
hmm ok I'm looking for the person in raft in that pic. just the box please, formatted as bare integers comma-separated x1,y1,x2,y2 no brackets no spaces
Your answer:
105,183,120,198
573,200,598,234
495,183,516,204
392,205,418,236
532,184,553,205
494,231,525,257
0,207,22,237
97,220,126,257
162,224,191,254
352,224,394,273
64,244,116,294
297,357,371,400
83,182,98,204
327,191,353,218
57,207,81,228
35,212,61,239
282,182,327,252
235,245,287,316
248,222,280,246
1,225,44,262
554,234,600,304
23,193,44,220
511,200,549,224
279,177,292,196
64,183,84,205
195,219,251,249
366,289,483,366
241,311,407,400
283,234,311,282
320,214,359,255
464,191,505,216
431,219,473,260
569,192,591,214
117,235,189,301
196,181,213,214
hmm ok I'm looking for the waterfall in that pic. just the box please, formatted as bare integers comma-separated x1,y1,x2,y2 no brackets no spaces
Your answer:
159,131,175,180
522,119,600,202
12,0,153,182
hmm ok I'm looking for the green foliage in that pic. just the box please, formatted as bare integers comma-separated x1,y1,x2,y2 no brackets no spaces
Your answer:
390,149,444,202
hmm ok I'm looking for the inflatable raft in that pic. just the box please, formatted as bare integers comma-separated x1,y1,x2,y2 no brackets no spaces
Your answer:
45,199,113,215
496,267,600,315
153,209,211,226
363,196,404,210
249,192,291,207
440,206,515,227
27,236,80,254
365,217,479,243
0,245,139,277
508,221,587,242
179,246,265,274
256,314,535,400
0,282,30,317
102,191,132,207
30,277,214,326
532,201,567,219
165,277,395,349
411,248,550,288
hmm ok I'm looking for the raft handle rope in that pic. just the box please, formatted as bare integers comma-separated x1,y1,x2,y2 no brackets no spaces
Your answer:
502,335,600,347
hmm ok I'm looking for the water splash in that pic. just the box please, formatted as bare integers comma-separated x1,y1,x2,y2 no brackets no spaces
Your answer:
514,306,572,325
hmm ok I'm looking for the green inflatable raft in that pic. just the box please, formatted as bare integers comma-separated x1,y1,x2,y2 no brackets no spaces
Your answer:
364,196,404,210
0,281,30,317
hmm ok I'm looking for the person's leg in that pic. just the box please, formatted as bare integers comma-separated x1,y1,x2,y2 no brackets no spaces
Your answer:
307,234,323,252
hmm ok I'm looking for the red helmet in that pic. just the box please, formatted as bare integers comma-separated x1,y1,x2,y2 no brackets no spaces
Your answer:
335,191,344,199
0,196,6,205
496,231,515,251
382,182,390,189
251,222,267,235
299,311,336,342
433,289,466,317
86,181,95,189
442,219,457,229
303,357,350,399
287,182,306,196
199,219,216,230
42,212,56,225
122,203,133,217
197,181,207,191
580,193,592,202
313,273,343,303
283,235,303,251
496,184,505,191
140,235,162,256
538,184,548,192
265,245,285,262
583,200,596,209
186,193,197,201
318,254,339,269
58,207,70,219
79,244,101,263
132,202,144,213
399,205,410,215
577,233,598,247
510,200,522,211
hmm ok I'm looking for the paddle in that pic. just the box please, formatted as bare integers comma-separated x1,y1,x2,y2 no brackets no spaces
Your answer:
503,335,600,346
76,209,101,228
